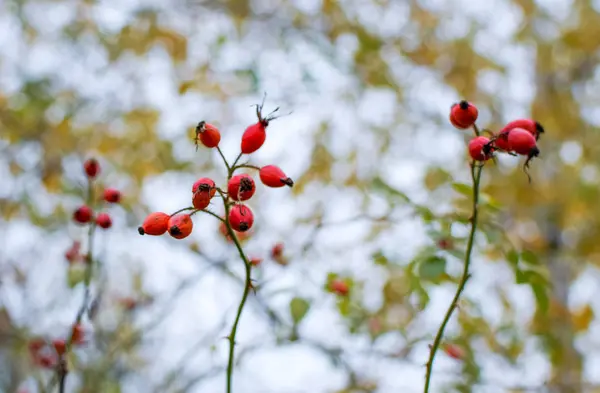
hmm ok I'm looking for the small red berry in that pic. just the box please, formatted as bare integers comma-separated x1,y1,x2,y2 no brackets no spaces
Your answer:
437,238,453,250
28,338,46,354
168,214,194,239
500,118,544,140
241,122,267,154
84,158,100,179
73,205,93,224
329,279,349,296
494,130,511,151
249,257,262,266
71,323,85,345
138,212,170,236
271,242,284,259
449,101,478,129
96,213,112,229
35,354,57,368
443,343,465,360
228,174,256,201
229,204,254,232
103,188,121,203
507,128,538,156
192,177,216,210
468,136,494,161
52,339,66,356
195,121,221,148
259,165,294,188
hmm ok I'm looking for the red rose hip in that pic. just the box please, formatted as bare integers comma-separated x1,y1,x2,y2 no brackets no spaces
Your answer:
168,214,194,239
259,165,294,188
192,177,216,210
96,213,112,229
449,101,478,129
84,158,100,179
74,206,93,224
195,121,221,148
138,212,170,236
468,136,494,161
103,188,121,203
229,204,254,232
228,174,256,201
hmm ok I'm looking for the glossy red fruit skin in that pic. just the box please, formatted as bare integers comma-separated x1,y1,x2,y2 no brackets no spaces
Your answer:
74,206,93,224
494,131,511,151
138,212,170,236
507,128,537,155
103,188,121,203
229,204,254,232
96,213,112,229
228,174,256,201
192,178,216,210
449,101,478,129
468,136,493,161
259,165,294,188
330,279,349,296
241,122,267,154
84,158,100,178
500,118,544,139
196,122,221,148
168,214,194,239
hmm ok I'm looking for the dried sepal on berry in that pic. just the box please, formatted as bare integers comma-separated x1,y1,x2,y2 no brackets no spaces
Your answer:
228,204,254,232
168,214,194,239
449,101,478,129
195,121,221,149
259,165,294,188
228,174,256,201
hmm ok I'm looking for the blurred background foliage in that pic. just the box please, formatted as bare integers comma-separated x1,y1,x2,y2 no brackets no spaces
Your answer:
1,0,600,392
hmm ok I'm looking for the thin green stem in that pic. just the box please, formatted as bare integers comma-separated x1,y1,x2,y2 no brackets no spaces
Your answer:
197,208,225,222
233,164,260,171
423,163,483,393
169,206,195,217
216,146,231,172
230,153,243,175
224,201,252,393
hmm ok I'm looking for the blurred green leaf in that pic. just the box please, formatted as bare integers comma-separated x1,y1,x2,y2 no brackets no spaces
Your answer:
67,267,86,288
418,256,447,281
371,177,410,203
521,250,539,265
452,182,473,197
506,250,519,267
289,297,311,324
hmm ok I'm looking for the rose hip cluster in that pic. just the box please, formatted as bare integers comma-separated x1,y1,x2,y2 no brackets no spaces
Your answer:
27,324,85,370
450,100,543,181
138,99,294,240
72,158,121,229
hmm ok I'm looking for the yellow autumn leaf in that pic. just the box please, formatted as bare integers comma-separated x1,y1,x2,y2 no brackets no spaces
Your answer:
571,304,594,333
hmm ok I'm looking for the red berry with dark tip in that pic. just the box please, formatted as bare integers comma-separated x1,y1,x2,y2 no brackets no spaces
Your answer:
500,118,544,140
84,158,100,179
168,214,194,239
195,121,221,148
229,204,254,232
507,128,538,156
138,212,169,236
228,174,256,201
74,206,93,224
96,213,112,229
192,177,216,210
468,136,494,161
449,101,478,129
259,165,294,188
103,188,121,203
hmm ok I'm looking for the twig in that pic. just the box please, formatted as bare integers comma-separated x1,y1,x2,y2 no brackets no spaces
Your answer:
423,159,483,393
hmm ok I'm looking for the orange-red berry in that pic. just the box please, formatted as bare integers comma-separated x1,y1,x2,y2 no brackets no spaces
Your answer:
192,177,216,210
84,158,100,179
449,101,478,129
103,188,121,203
259,165,294,188
52,339,66,356
71,323,85,345
73,205,93,224
28,338,46,354
468,136,494,161
329,279,349,296
96,213,112,229
443,343,465,360
168,214,194,239
138,212,170,236
229,204,254,232
249,257,262,266
271,242,284,259
195,121,221,148
228,174,256,201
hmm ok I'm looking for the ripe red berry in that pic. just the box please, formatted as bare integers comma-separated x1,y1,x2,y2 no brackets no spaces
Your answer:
259,165,294,188
494,130,511,151
168,214,194,239
192,177,216,210
500,118,544,140
96,213,112,229
468,136,494,161
73,205,93,224
195,121,221,149
103,188,121,203
229,204,254,232
329,279,349,296
138,212,170,236
271,242,284,259
449,101,478,129
71,323,85,345
84,158,100,179
241,122,267,154
249,257,262,266
507,128,538,156
28,338,46,354
228,174,256,201
52,339,66,356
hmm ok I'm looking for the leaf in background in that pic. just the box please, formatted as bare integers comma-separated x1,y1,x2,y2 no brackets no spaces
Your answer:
521,250,539,265
572,304,594,333
67,266,86,288
371,177,410,203
289,297,311,324
418,256,447,281
452,182,473,197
